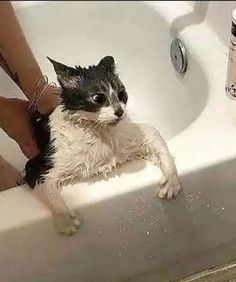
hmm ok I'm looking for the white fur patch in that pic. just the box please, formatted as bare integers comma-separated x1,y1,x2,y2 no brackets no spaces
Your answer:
98,106,117,123
46,106,155,185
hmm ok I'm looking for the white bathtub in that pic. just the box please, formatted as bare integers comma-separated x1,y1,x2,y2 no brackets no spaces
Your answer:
1,1,236,281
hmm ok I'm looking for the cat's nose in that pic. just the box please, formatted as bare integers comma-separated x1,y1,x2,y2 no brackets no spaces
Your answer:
114,108,124,118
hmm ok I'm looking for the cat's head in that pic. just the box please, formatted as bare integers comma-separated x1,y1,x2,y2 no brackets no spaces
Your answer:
47,56,128,125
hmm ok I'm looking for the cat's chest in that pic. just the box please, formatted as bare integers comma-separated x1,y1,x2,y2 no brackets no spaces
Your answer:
51,120,120,177
55,126,116,156
49,110,144,179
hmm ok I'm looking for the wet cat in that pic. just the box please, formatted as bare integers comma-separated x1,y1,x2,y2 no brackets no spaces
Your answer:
25,56,181,236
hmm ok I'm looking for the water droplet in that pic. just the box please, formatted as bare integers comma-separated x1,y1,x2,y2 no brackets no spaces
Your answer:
119,227,125,233
198,191,202,195
206,204,210,208
164,229,167,233
121,243,127,249
119,218,123,223
118,252,122,256
222,207,225,211
188,194,193,199
142,218,146,222
129,209,134,213
149,255,154,259
150,215,154,219
146,231,150,236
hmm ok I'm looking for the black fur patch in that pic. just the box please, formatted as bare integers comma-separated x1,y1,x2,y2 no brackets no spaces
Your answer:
25,110,55,188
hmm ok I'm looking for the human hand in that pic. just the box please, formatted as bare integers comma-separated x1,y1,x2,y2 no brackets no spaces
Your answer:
0,97,39,159
28,77,60,115
34,84,60,115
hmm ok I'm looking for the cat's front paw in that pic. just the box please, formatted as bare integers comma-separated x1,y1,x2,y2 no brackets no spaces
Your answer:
158,174,181,199
54,210,80,236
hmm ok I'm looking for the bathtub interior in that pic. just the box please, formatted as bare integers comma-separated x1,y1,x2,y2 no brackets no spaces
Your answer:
1,1,236,282
0,1,209,172
13,1,207,139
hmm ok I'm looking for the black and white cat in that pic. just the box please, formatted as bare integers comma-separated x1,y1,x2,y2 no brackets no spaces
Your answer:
25,56,181,236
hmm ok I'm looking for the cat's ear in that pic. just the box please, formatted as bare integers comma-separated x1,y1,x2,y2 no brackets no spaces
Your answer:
98,56,116,73
47,57,78,89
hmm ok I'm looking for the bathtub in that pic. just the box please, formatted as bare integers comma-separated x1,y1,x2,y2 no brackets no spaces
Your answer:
1,1,236,281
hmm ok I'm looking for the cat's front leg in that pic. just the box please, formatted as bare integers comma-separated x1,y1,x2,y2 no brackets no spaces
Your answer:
156,150,181,199
36,178,80,236
141,126,181,199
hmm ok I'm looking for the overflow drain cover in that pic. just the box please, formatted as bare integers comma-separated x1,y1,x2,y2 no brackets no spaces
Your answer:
170,39,188,74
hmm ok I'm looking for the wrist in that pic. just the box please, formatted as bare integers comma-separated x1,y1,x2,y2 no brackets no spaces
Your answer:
0,97,8,119
0,97,12,135
36,91,59,115
27,79,60,115
0,96,6,104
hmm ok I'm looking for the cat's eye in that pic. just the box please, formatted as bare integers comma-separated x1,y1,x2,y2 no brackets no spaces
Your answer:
118,90,128,104
92,94,107,104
